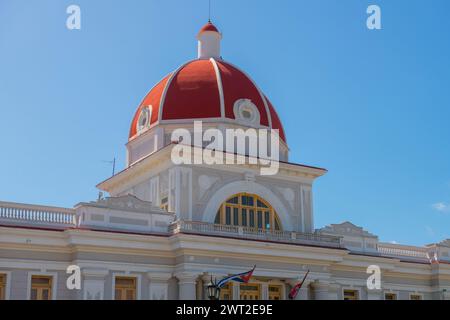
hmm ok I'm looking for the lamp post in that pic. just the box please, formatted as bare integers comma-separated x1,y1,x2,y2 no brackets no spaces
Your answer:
207,277,221,300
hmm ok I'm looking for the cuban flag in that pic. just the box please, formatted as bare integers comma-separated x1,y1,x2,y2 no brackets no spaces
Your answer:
217,266,256,288
288,270,310,300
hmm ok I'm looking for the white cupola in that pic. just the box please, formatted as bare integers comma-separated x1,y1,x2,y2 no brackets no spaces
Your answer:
197,21,222,59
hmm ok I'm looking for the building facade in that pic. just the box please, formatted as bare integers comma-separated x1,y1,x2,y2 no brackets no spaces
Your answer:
0,22,449,301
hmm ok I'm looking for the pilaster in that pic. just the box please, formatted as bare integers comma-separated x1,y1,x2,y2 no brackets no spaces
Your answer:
175,272,199,300
82,268,108,300
148,272,172,300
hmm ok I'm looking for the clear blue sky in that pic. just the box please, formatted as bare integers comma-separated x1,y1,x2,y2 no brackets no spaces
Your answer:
1,0,449,246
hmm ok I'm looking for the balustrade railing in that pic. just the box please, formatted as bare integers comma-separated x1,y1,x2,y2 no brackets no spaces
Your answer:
0,201,76,226
377,243,429,259
170,220,342,248
0,202,438,261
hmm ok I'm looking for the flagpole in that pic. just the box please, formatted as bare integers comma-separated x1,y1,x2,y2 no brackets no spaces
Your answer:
289,270,310,300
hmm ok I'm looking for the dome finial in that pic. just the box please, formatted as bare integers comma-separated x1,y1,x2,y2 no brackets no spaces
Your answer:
208,0,211,22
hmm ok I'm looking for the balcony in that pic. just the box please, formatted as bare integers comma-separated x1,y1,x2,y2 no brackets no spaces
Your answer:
169,220,343,248
377,243,430,261
0,201,443,263
0,201,76,229
0,202,341,248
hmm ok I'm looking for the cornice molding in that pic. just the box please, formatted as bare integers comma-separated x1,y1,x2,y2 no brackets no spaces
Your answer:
97,144,326,194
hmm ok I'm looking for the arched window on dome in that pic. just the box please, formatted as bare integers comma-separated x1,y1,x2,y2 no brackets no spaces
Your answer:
214,193,282,231
233,99,261,125
137,105,152,134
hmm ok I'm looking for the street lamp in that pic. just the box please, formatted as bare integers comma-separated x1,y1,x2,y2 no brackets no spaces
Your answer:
207,277,221,300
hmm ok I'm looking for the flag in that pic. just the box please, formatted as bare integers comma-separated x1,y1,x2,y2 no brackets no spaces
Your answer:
217,266,256,288
288,270,310,300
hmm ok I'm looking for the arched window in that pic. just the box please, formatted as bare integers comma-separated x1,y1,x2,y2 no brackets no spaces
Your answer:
137,105,152,133
214,193,282,231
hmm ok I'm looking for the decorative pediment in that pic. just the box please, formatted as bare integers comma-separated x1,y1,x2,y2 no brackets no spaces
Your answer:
320,221,378,238
80,195,167,214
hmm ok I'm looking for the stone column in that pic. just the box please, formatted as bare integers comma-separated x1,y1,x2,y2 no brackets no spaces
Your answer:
311,280,333,300
366,288,382,300
261,283,269,300
148,272,171,300
82,268,109,300
300,281,312,300
168,167,192,220
232,282,240,300
432,289,450,300
443,290,450,300
176,272,199,300
328,283,339,300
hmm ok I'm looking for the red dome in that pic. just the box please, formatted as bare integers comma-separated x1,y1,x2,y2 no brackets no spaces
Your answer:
129,59,286,142
198,22,219,35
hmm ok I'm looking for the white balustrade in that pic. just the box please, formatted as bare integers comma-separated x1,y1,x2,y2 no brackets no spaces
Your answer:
0,201,76,227
377,243,429,260
1,202,433,261
170,220,342,248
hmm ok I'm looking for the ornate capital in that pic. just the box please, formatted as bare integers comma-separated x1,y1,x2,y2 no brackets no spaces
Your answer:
310,279,331,290
201,272,228,283
147,272,172,282
175,272,200,285
81,268,109,278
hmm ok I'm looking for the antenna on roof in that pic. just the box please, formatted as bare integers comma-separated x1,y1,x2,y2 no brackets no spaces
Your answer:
208,0,211,22
102,157,116,177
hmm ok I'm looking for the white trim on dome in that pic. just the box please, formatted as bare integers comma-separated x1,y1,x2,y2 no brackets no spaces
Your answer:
263,95,287,145
157,60,196,122
130,72,172,141
222,61,273,128
210,58,225,119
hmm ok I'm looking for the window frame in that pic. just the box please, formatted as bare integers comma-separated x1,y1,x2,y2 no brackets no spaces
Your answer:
112,273,141,300
136,105,152,134
27,272,57,300
160,196,169,212
384,290,399,300
239,283,261,300
268,284,283,300
0,272,11,300
233,99,261,126
215,193,282,232
219,283,232,300
342,288,360,301
409,293,424,300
